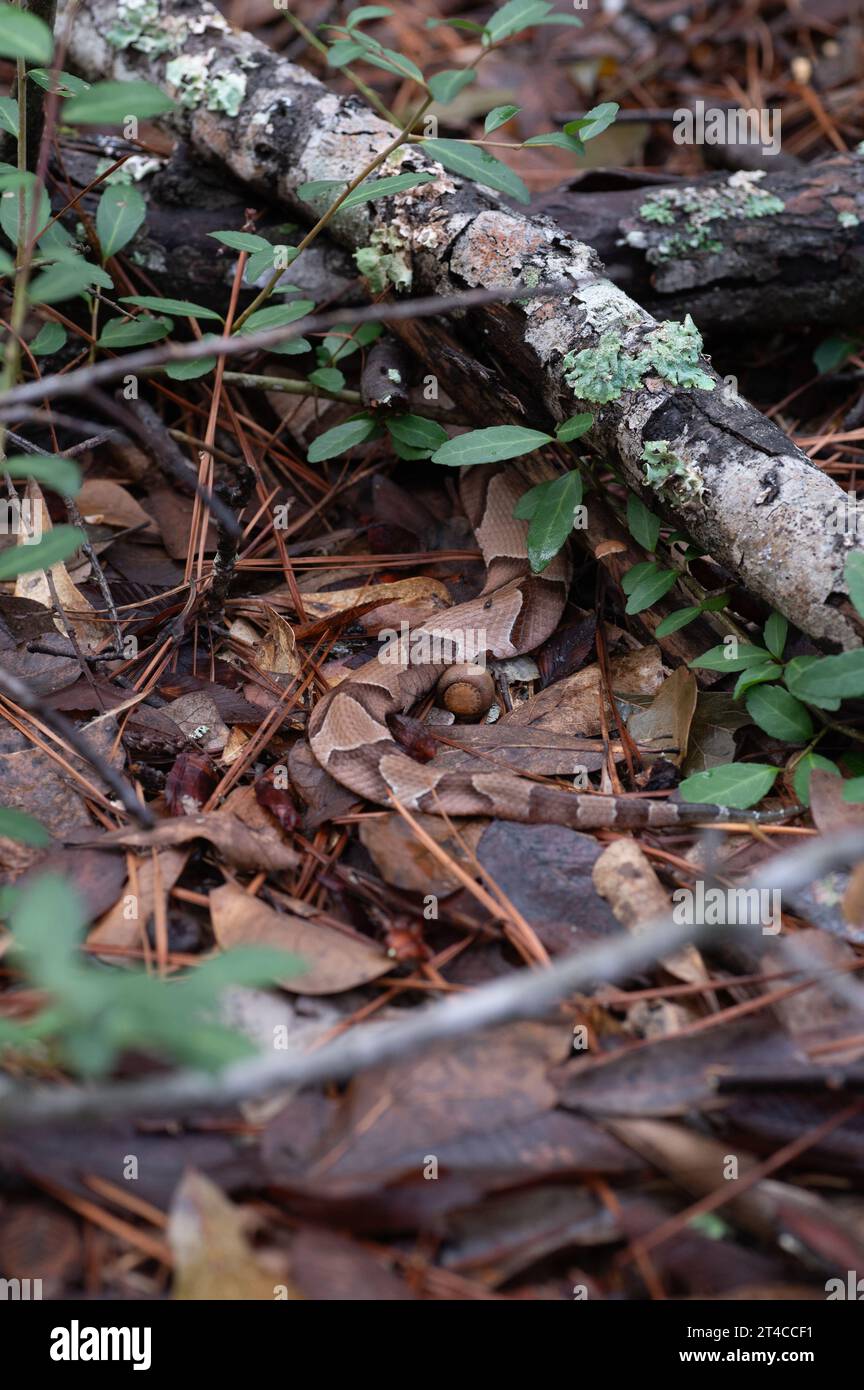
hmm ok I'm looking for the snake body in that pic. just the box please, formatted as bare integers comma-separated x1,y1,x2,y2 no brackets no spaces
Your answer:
307,466,777,828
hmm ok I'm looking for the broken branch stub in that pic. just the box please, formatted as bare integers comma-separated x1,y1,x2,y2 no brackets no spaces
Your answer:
59,0,864,648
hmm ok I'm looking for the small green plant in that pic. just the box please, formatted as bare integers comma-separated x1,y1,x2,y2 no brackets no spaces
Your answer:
679,555,864,810
0,874,302,1078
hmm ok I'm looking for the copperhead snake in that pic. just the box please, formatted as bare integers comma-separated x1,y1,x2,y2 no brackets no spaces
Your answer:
308,465,777,829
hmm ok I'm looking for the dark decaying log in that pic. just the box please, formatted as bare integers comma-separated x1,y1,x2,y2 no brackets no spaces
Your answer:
532,156,864,335
58,0,864,648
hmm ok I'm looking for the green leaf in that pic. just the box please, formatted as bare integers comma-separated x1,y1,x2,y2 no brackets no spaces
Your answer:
523,131,585,153
783,656,841,712
0,3,53,62
0,96,17,137
564,102,619,142
425,17,487,33
555,412,593,443
29,320,66,356
690,643,771,674
298,179,346,204
307,415,378,463
0,807,50,847
27,68,89,97
845,552,864,620
745,684,813,743
164,356,217,380
486,0,552,43
763,611,788,661
678,762,779,810
29,256,112,305
239,301,315,335
624,565,677,615
3,453,80,497
527,471,583,573
341,170,436,209
422,138,529,203
208,230,270,253
326,39,366,67
0,525,84,581
63,80,174,125
621,560,659,596
307,367,346,392
842,776,864,804
626,493,661,552
733,661,784,699
512,480,546,522
792,753,839,807
386,414,448,451
701,593,729,613
346,6,394,27
428,69,476,103
120,294,222,321
431,425,552,467
96,184,146,260
362,48,426,84
9,874,85,967
321,321,381,363
98,314,172,348
484,104,520,133
813,334,858,375
654,606,701,638
532,12,583,25
783,649,864,702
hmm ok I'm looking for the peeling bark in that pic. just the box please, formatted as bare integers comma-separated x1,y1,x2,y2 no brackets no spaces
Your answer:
58,0,864,649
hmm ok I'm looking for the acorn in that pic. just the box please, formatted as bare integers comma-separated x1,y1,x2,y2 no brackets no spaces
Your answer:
436,663,495,719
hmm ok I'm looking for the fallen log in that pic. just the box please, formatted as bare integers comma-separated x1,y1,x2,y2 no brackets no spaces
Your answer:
58,0,864,649
533,155,864,335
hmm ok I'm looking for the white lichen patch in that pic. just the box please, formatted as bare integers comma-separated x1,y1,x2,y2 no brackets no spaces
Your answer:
101,153,163,183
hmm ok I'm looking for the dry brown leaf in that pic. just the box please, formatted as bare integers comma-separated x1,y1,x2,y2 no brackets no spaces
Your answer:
299,576,452,626
13,483,102,651
627,665,697,763
169,1171,299,1301
92,812,299,872
88,848,187,953
253,604,301,679
0,711,123,845
502,647,666,736
592,837,708,988
77,478,156,533
161,691,229,753
359,811,485,895
810,769,864,835
210,881,392,994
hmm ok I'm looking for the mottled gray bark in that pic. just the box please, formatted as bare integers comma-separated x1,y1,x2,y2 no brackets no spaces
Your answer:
533,156,864,335
57,0,864,649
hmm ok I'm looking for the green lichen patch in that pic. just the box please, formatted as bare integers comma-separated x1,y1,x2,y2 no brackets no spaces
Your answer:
641,439,705,504
563,313,714,404
838,210,861,229
108,0,179,56
633,170,784,263
355,226,412,293
164,53,247,118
